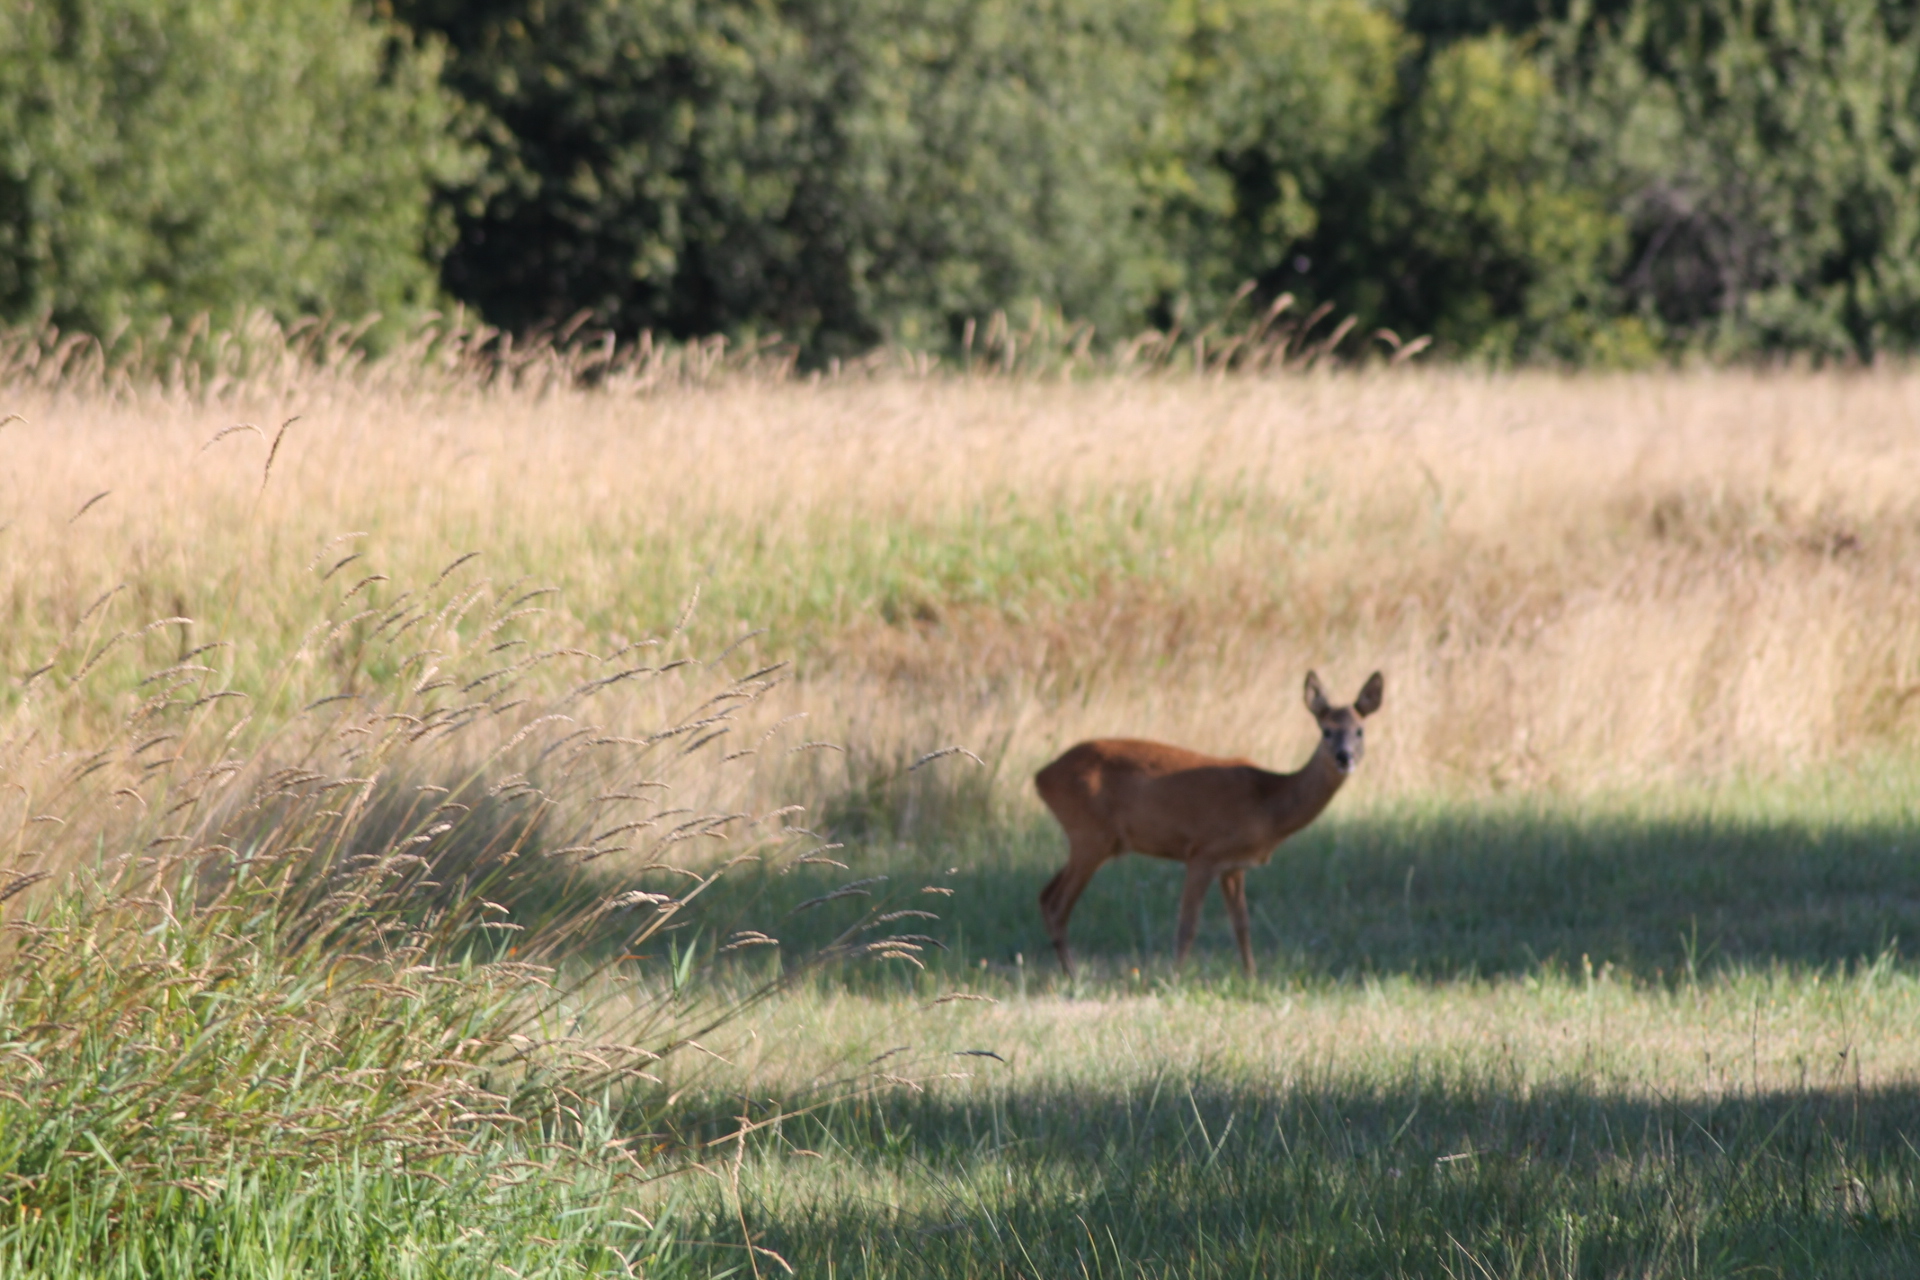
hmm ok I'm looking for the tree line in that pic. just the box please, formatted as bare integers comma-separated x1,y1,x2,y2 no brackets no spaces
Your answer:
4,0,1918,364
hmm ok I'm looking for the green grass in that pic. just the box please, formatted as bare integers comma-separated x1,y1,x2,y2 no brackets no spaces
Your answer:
23,760,1902,1277
716,1044,1920,1278
12,554,1920,1277
616,483,1283,646
620,763,1920,1278
3,479,1282,730
678,759,1920,988
0,1147,688,1279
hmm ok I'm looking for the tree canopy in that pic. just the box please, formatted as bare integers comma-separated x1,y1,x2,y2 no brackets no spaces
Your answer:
7,0,1920,363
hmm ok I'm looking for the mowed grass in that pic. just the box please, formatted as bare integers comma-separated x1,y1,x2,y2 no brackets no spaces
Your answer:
650,772,1920,1278
688,967,1920,1279
698,762,1920,986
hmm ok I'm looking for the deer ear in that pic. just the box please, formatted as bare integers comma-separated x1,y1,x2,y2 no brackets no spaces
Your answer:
1354,671,1385,717
1303,670,1331,717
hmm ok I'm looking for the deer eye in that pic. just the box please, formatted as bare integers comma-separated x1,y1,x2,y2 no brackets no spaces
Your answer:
1356,728,1364,739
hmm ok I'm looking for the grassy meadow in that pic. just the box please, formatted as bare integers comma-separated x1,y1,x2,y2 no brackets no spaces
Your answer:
3,337,1920,1275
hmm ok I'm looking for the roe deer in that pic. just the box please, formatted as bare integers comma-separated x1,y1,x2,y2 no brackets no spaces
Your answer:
1034,670,1383,978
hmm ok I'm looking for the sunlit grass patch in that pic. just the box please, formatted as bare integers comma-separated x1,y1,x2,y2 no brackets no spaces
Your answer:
663,959,1920,1278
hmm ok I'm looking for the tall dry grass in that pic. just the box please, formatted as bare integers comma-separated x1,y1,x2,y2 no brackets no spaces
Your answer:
5,331,1917,828
0,473,939,1271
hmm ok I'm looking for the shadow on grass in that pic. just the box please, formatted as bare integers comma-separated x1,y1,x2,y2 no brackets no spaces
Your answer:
684,1072,1920,1278
638,801,1920,988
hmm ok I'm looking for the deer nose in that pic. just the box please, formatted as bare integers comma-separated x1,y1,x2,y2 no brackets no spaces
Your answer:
1333,749,1353,772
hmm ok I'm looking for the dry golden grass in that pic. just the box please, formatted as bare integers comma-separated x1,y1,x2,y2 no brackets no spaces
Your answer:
5,360,1919,825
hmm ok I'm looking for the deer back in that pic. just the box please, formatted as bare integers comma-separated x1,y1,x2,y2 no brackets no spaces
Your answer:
1036,738,1298,862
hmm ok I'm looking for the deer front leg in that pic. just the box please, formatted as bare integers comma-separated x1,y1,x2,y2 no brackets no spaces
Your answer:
1173,861,1215,969
1038,865,1092,977
1218,869,1254,978
1039,839,1110,977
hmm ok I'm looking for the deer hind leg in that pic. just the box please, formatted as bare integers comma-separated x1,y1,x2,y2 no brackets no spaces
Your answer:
1218,869,1254,979
1173,862,1216,969
1038,833,1115,977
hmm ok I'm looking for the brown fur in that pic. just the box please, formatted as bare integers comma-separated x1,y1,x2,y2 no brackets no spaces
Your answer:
1035,670,1383,978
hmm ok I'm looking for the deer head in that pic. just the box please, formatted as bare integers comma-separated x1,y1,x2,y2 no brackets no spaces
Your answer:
1304,670,1384,775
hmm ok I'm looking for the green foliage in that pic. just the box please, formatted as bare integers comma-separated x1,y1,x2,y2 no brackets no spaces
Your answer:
1268,0,1920,362
397,0,1403,356
12,0,1920,363
1401,0,1592,38
1364,33,1627,360
0,0,476,339
1154,0,1407,322
804,0,1177,349
1559,0,1920,359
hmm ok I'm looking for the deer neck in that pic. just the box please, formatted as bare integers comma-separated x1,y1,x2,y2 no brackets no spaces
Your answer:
1255,749,1347,839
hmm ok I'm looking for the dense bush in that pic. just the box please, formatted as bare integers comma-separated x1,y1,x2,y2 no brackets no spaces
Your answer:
8,0,1920,362
0,0,474,340
1561,0,1920,359
1154,0,1405,327
397,0,1920,362
1300,30,1631,362
393,0,1401,356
